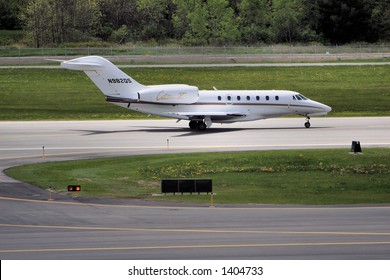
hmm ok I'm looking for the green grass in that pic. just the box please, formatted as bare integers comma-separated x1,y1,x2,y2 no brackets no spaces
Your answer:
0,66,389,120
5,149,390,205
0,68,146,120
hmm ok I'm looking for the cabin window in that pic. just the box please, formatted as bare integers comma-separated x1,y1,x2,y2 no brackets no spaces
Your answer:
275,96,279,101
218,96,221,101
256,96,260,101
227,96,231,101
266,96,269,101
237,96,241,101
246,96,250,101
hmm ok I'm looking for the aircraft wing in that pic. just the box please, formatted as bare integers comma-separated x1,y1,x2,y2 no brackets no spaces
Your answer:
104,95,246,121
171,112,246,121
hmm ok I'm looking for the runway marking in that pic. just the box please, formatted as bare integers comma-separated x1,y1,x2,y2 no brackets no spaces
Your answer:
1,223,390,236
2,142,390,153
1,142,389,161
1,195,390,211
0,148,164,161
2,241,390,254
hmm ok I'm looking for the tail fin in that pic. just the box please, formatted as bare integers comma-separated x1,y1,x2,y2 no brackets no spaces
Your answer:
61,56,144,98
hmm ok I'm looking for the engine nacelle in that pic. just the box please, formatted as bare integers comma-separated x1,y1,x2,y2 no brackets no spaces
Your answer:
138,84,199,104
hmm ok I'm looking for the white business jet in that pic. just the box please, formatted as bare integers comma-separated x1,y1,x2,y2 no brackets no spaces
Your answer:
61,56,331,130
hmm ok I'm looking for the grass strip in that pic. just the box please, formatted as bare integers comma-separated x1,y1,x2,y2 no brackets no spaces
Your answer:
5,149,390,205
0,66,389,120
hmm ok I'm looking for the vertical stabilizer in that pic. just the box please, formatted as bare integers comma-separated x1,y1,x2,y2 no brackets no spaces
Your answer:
61,56,144,98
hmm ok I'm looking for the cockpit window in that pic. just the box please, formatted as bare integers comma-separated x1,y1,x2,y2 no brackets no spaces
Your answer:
294,94,309,101
299,94,308,100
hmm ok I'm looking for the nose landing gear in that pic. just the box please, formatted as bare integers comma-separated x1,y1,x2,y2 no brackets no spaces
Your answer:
304,116,311,128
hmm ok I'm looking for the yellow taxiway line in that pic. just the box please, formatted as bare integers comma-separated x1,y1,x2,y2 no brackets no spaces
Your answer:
1,195,390,211
2,241,390,254
1,223,390,236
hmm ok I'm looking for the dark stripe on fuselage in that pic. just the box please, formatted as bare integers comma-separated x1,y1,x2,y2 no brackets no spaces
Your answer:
105,97,324,111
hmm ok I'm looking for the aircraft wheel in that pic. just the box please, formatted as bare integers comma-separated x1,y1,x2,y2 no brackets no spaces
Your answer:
197,122,207,131
189,120,198,129
305,121,311,128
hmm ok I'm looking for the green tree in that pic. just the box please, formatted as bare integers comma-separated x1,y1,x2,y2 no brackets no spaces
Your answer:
98,0,138,41
370,0,390,41
111,25,129,44
0,0,27,29
206,0,239,44
21,0,101,47
183,0,239,45
316,0,374,44
172,0,197,40
137,0,171,41
300,0,322,42
272,0,304,43
99,0,137,30
238,0,272,44
14,0,389,46
20,0,50,47
185,0,210,45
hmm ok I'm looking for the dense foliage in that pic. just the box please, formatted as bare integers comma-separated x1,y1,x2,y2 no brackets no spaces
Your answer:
1,0,389,46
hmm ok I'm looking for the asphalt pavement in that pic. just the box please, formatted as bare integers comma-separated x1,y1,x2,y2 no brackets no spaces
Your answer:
1,118,390,259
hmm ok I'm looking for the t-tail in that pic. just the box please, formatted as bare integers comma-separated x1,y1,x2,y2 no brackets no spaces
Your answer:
61,56,144,101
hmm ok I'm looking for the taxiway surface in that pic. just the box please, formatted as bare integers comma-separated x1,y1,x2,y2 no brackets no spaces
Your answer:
1,118,390,259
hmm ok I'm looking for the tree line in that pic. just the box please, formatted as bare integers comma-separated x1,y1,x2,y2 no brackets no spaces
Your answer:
1,0,389,47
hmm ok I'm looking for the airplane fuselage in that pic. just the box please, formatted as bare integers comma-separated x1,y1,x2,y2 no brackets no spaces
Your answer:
112,90,330,123
61,56,331,130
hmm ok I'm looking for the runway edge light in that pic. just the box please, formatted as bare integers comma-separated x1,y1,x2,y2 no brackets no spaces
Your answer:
68,185,81,192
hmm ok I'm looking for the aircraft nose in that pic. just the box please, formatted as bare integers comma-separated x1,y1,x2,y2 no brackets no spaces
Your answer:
307,101,332,116
323,104,332,113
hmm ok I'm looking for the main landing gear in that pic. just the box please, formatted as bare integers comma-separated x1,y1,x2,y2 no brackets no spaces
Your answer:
189,120,207,131
304,116,311,128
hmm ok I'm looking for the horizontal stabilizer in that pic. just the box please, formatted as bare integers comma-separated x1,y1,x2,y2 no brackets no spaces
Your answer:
61,60,103,71
46,59,66,63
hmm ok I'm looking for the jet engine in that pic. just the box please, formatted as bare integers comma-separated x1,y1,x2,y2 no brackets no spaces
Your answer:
138,84,199,104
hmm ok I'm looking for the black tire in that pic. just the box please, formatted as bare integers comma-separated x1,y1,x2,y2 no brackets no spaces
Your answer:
305,121,311,128
189,120,198,129
197,122,207,131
